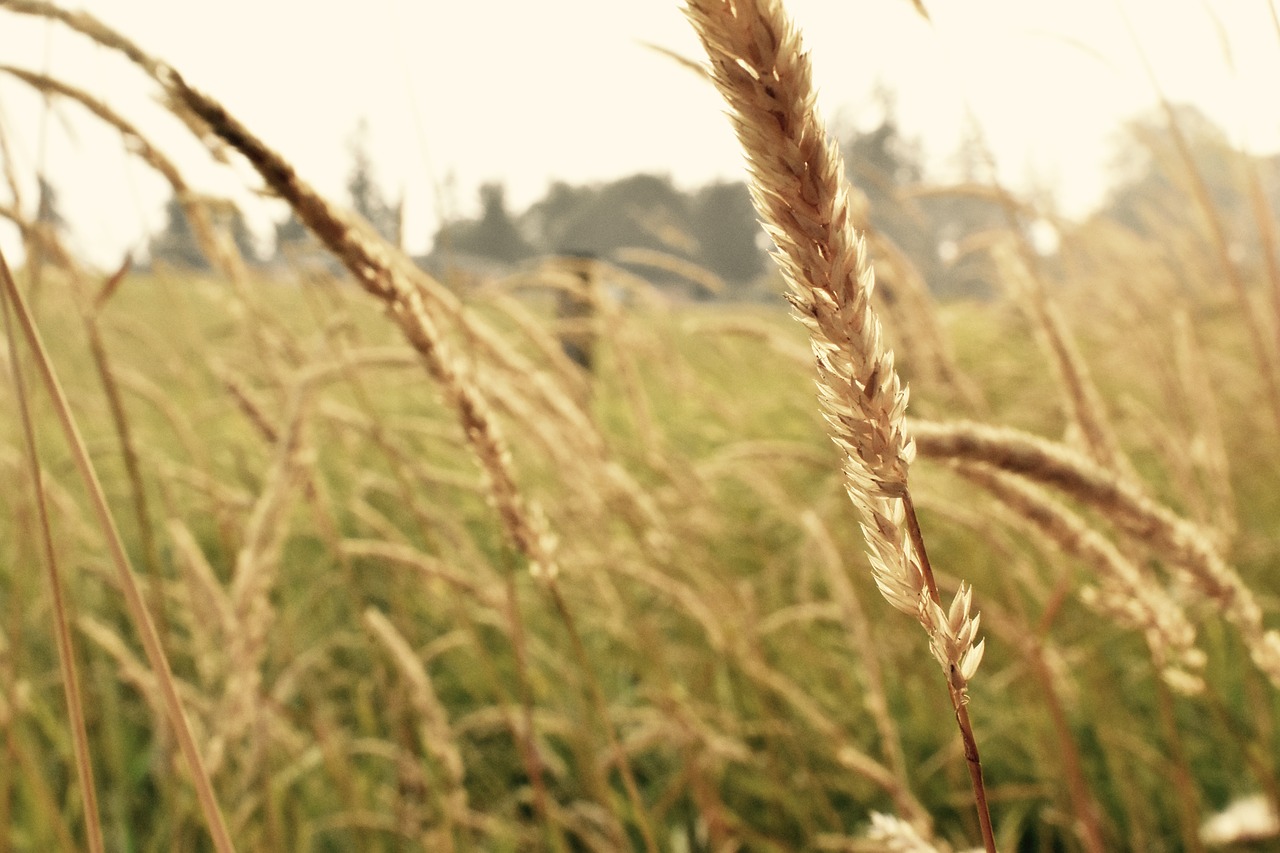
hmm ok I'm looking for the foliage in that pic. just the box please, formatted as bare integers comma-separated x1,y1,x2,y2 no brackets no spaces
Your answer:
146,195,208,270
435,183,535,263
1099,103,1265,256
346,120,401,245
3,256,1279,849
436,173,770,294
35,176,64,231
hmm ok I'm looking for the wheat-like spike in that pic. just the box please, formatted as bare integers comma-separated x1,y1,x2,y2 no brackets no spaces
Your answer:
956,461,1205,693
156,73,558,583
684,2,993,847
913,417,1280,685
683,0,991,694
684,0,912,499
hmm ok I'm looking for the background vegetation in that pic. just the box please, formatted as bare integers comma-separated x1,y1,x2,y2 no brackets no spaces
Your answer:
3,3,1280,852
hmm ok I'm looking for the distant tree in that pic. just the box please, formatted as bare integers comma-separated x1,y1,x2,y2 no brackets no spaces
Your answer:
689,180,764,284
521,181,598,254
35,176,64,232
436,183,534,263
913,122,1009,299
346,120,401,244
1101,104,1245,241
841,106,941,286
273,208,311,258
538,173,695,258
836,97,1022,299
218,203,259,264
148,195,208,270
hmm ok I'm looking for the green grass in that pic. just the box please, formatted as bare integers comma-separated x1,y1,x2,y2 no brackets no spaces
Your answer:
2,265,1279,851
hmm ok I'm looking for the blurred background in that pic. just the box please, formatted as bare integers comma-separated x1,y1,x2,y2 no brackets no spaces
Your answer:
1,0,1278,289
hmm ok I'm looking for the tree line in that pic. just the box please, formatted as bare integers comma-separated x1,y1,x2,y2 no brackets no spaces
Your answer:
136,103,1280,300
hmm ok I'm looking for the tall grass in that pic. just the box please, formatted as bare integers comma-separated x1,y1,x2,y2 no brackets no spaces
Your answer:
1,1,1279,851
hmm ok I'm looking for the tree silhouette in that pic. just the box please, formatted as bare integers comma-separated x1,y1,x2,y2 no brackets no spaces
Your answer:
1101,104,1245,242
346,121,400,245
841,107,941,286
148,195,208,270
689,180,764,284
35,176,64,232
534,173,695,259
219,204,259,264
436,183,534,263
273,208,311,258
521,181,597,254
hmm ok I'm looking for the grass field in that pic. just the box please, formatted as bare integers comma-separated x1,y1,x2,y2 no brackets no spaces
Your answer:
4,1,1280,852
3,257,1278,852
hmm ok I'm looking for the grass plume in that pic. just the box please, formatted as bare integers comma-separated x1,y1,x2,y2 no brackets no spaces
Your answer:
684,0,994,847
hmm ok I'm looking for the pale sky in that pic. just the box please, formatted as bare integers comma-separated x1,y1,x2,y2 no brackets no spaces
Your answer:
1,0,1278,267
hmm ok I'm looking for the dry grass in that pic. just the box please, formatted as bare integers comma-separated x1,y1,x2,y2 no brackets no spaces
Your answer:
1,1,1279,851
684,0,992,846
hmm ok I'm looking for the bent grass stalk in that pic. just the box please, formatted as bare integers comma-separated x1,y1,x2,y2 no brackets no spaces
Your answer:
155,59,657,852
684,1,994,848
1118,8,1280,437
911,417,1280,686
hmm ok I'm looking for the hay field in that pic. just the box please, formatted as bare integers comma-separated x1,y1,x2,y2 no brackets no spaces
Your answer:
2,1,1280,851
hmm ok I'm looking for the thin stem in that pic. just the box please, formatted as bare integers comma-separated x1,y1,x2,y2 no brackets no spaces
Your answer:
0,248,237,853
902,491,942,605
1154,677,1205,853
1026,640,1107,853
3,260,105,853
902,491,997,853
501,574,567,853
543,579,660,853
77,259,169,645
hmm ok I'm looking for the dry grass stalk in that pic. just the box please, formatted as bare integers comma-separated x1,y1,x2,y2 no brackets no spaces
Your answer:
167,520,236,685
1118,12,1280,435
992,244,1132,477
35,240,173,640
967,589,1108,853
0,248,237,852
912,418,1280,685
0,108,23,212
164,74,559,583
0,1,163,78
1243,157,1280,370
343,540,499,606
869,233,985,413
613,247,728,297
363,609,471,852
955,462,1204,693
683,315,812,367
0,64,278,371
1057,235,1232,521
221,386,313,780
2,256,105,853
1154,676,1208,853
482,288,592,401
683,1,993,847
732,636,909,800
1171,310,1236,544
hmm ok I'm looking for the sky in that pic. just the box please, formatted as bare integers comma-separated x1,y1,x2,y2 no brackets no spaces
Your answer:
0,0,1278,268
